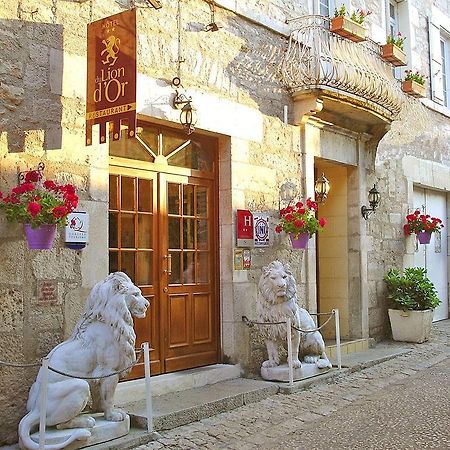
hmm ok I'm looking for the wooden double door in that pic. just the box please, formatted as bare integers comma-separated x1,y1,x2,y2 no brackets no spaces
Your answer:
109,167,219,376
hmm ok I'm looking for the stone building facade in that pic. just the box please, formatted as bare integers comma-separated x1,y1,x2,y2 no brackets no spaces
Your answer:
0,0,449,444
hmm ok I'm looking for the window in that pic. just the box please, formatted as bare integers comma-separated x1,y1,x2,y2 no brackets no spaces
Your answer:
387,0,399,38
319,0,334,17
441,35,450,107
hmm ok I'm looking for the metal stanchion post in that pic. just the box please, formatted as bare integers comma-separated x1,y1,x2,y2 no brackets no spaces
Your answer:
334,309,342,370
286,317,294,387
39,357,49,450
143,342,153,433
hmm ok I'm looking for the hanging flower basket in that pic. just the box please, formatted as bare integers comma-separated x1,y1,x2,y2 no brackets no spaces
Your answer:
381,43,407,67
417,231,432,245
0,165,79,251
275,198,327,249
403,210,443,244
330,16,367,42
401,79,426,98
24,224,57,250
289,233,310,249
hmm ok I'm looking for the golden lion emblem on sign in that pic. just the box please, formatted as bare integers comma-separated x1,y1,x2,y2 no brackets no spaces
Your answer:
101,35,120,66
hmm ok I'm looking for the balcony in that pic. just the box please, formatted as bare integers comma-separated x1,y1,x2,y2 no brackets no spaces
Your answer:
280,16,407,130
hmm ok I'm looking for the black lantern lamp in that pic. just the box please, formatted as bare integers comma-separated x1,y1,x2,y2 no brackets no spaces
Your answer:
180,101,197,135
314,173,330,203
172,78,197,134
361,184,381,220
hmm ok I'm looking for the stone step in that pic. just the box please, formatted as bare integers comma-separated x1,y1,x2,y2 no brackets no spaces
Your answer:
122,378,279,431
326,338,370,358
115,363,241,405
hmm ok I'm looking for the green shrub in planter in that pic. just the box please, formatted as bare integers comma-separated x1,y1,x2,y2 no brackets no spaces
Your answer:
384,267,440,311
384,267,440,343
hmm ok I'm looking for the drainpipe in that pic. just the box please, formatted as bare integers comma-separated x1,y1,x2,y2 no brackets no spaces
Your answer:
426,16,435,101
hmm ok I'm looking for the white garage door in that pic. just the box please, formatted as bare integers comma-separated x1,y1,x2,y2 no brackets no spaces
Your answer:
413,188,449,321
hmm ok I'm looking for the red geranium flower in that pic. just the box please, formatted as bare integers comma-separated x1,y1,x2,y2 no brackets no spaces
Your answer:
276,197,327,239
25,170,41,183
0,170,78,228
404,211,444,235
52,205,68,218
27,202,41,217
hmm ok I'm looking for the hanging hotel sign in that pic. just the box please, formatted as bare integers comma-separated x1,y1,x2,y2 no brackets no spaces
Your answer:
85,9,136,146
236,209,254,247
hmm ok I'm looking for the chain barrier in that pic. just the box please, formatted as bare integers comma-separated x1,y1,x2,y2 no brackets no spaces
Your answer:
242,310,335,334
0,348,143,379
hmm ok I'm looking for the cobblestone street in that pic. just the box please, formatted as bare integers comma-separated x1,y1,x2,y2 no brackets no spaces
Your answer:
135,321,450,450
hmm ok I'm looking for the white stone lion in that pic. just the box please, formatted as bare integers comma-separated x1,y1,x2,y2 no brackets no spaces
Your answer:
19,272,149,450
257,260,331,370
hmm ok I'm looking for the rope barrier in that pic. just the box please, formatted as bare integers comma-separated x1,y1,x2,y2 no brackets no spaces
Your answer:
0,348,144,378
291,313,335,333
242,310,335,334
47,349,144,379
0,360,41,368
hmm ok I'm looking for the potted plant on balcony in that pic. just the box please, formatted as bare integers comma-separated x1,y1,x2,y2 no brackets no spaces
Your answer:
0,169,79,249
330,4,371,43
402,70,427,97
275,198,327,249
384,267,440,343
403,209,444,244
381,32,407,66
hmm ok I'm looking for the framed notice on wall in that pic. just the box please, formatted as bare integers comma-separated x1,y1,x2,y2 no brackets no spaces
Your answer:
85,9,136,146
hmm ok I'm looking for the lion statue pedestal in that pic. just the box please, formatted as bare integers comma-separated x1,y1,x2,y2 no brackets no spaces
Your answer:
257,261,332,383
28,413,130,449
19,272,149,450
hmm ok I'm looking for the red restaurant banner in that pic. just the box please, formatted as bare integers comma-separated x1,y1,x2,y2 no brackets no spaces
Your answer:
86,9,136,146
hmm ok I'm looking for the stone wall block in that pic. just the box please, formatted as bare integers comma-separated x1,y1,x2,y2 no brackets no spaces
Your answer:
29,42,49,66
31,246,80,280
0,240,25,284
24,64,48,90
0,288,24,332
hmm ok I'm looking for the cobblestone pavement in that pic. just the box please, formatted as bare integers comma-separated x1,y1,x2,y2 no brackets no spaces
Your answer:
135,321,450,450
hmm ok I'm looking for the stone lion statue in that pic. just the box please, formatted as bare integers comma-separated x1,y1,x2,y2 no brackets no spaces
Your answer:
19,272,149,450
256,260,331,370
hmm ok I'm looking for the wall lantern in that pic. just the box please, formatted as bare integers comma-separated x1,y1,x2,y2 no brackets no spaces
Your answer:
314,173,330,203
361,184,381,220
172,77,197,134
279,181,298,209
204,0,222,32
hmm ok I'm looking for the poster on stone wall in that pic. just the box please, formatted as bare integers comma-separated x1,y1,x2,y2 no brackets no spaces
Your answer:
85,9,136,146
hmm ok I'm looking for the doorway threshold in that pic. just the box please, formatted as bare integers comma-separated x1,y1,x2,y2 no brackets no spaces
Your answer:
115,363,241,405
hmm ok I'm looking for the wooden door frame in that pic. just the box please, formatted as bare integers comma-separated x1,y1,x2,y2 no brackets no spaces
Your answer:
109,152,221,375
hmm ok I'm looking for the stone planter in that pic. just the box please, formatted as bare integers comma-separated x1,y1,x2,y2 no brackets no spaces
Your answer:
388,308,433,343
402,79,426,98
381,43,407,67
330,16,367,42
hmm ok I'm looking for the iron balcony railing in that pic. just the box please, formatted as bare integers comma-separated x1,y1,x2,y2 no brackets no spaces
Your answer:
280,15,406,118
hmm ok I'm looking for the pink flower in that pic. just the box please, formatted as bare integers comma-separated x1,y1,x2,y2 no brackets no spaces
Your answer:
27,202,41,217
294,219,305,229
275,225,282,233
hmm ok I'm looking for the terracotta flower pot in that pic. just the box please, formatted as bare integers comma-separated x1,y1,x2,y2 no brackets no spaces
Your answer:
330,16,367,42
402,79,426,98
381,43,407,67
289,233,310,249
24,224,57,250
